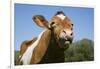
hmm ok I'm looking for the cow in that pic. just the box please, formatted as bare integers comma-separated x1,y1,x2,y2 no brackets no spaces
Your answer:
18,11,73,65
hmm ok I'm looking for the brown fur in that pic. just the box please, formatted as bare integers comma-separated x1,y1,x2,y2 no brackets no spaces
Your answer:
50,16,73,41
19,11,73,64
20,37,37,56
30,30,51,64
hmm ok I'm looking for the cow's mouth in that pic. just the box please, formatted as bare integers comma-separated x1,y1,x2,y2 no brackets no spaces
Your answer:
58,38,72,48
59,38,72,44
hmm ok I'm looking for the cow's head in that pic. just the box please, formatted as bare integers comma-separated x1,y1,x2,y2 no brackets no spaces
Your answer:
32,11,73,48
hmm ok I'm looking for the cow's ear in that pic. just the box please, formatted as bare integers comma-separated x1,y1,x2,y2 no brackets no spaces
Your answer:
32,15,49,28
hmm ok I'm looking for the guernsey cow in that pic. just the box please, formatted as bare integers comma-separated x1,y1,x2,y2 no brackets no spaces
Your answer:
18,11,73,65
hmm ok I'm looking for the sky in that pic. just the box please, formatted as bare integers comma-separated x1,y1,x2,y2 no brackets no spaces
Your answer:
14,3,94,50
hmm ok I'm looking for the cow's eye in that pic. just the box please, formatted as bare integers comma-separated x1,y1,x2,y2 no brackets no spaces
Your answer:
50,22,56,27
50,22,58,29
49,22,56,29
51,22,55,25
71,24,73,26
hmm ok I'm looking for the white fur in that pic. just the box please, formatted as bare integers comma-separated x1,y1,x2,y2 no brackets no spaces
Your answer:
57,14,66,20
20,30,45,65
65,30,72,36
19,55,22,59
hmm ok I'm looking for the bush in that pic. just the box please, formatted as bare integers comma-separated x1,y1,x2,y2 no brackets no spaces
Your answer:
65,38,94,62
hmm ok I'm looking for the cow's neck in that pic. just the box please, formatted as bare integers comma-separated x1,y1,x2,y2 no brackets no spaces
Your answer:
30,29,52,64
39,30,65,63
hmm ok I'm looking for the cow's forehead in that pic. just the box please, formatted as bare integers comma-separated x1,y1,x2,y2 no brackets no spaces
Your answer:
51,15,72,29
56,14,66,20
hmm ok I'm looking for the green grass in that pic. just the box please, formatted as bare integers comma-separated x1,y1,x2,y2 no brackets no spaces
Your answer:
14,51,20,65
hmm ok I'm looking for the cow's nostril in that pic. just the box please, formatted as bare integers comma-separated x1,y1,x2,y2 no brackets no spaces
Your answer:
70,32,73,36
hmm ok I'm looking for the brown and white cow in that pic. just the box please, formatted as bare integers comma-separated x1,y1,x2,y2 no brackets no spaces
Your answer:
18,11,73,65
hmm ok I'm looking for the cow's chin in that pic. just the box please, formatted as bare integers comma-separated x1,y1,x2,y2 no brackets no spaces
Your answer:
58,38,72,49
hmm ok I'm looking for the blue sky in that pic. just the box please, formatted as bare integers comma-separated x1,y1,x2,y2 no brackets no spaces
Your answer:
14,3,94,50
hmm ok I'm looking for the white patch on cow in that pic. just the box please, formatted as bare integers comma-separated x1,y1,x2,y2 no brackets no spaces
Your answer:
57,14,66,20
20,30,45,65
19,55,22,59
65,30,72,36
